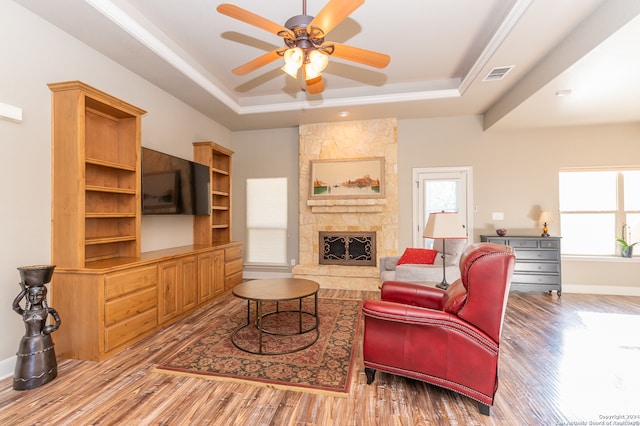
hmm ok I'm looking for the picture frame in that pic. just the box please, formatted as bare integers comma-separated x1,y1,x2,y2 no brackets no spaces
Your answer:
309,157,385,199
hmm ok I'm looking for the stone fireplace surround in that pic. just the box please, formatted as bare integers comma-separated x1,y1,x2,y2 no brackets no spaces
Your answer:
292,118,398,291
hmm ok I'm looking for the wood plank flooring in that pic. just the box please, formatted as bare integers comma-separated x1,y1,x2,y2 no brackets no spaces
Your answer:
1,289,639,425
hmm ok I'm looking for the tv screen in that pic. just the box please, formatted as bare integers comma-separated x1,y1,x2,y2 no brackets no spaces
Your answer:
141,147,210,215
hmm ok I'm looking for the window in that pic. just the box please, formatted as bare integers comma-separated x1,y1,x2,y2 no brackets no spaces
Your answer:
559,169,640,255
246,178,287,265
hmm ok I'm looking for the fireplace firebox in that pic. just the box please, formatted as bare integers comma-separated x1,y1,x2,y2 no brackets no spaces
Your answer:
319,231,376,266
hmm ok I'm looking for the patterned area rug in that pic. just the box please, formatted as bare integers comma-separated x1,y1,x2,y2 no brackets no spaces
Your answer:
154,297,361,396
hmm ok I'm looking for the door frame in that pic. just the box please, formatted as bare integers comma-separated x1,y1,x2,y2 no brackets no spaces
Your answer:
412,166,474,247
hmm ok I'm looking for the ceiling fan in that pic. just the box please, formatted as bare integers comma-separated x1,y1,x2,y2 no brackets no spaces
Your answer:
217,0,390,94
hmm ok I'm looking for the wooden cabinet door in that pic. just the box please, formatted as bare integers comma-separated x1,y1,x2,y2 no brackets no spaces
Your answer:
198,250,225,302
158,260,180,324
197,252,214,304
213,250,225,296
181,256,197,312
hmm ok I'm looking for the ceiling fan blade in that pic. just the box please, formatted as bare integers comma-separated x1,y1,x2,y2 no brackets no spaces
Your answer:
306,75,324,95
232,50,282,76
307,0,364,37
217,4,294,39
329,43,390,68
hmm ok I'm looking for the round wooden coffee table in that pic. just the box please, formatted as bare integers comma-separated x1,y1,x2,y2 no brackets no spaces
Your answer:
231,278,320,355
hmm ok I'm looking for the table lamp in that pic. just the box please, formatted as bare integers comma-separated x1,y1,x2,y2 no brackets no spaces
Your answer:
423,212,467,290
539,211,552,237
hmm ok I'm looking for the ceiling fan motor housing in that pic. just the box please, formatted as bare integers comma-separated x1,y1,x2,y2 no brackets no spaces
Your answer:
283,15,324,50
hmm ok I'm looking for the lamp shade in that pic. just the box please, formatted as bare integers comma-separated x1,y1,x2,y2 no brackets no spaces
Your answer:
423,212,467,239
538,211,553,224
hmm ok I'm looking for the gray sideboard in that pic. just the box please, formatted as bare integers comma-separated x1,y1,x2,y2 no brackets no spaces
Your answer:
480,235,561,296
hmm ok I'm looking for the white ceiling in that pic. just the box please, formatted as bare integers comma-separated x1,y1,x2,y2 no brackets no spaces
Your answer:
15,0,640,131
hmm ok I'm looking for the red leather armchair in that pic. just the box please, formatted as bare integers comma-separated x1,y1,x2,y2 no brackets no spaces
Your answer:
363,243,516,416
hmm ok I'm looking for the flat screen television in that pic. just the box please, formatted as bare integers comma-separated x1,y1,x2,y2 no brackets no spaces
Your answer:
141,147,210,215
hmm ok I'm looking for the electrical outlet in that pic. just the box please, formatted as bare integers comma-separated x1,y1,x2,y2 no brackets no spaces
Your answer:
492,212,504,220
290,258,296,266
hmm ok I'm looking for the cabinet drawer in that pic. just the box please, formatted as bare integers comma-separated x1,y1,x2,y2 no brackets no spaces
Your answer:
485,238,507,245
512,273,561,285
225,258,243,276
105,286,157,326
514,250,559,261
225,245,243,261
105,265,157,300
507,239,539,248
225,271,243,290
105,308,157,352
514,262,560,273
539,239,560,249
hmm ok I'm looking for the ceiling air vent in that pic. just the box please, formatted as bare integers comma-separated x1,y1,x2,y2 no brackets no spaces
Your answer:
483,66,514,81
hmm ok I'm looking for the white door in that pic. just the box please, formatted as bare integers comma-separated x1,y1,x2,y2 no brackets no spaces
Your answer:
412,167,473,248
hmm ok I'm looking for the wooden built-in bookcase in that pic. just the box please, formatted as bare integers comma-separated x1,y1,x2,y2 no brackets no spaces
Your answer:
193,141,234,244
50,81,145,267
193,141,243,289
48,82,242,361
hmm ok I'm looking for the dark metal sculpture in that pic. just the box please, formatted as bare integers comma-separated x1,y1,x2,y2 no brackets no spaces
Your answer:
12,265,60,390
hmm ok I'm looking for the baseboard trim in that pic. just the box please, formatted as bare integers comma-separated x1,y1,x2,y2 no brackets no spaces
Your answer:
562,284,640,296
0,357,14,382
242,271,294,280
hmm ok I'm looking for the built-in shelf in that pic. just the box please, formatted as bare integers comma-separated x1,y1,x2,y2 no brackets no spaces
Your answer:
193,141,234,245
86,157,136,171
85,213,137,218
85,235,137,245
50,80,145,268
211,167,229,175
85,185,136,194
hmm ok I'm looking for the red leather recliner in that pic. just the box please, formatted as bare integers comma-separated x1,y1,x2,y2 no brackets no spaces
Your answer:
363,243,516,416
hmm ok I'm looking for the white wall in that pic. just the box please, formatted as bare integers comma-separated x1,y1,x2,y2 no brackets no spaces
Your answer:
231,127,300,276
0,2,231,376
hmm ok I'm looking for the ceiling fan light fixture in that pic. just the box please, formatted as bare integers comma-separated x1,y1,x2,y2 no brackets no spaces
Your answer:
308,49,329,73
281,64,299,79
282,47,304,77
218,0,389,95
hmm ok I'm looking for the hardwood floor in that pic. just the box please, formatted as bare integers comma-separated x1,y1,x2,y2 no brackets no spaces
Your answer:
1,289,639,425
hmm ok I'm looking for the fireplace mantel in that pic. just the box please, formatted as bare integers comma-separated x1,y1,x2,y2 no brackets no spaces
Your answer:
307,198,386,214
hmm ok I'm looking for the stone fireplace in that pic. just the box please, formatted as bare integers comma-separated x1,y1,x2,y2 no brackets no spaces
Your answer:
292,118,398,291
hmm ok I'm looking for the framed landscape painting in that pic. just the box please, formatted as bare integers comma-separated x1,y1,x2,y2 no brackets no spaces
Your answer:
310,157,385,199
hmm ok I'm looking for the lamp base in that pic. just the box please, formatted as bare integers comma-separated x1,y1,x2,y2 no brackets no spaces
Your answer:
436,281,450,290
541,222,550,237
437,242,450,290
